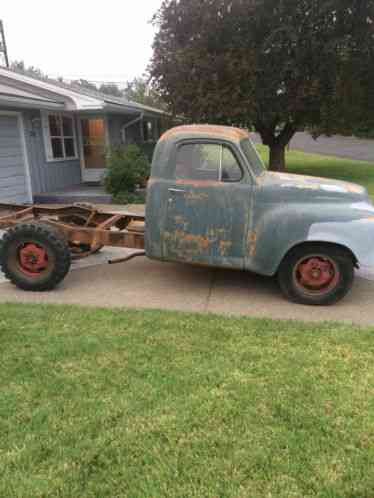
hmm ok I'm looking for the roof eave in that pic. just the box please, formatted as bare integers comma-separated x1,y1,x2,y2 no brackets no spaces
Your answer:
0,94,65,110
0,68,168,116
103,101,167,117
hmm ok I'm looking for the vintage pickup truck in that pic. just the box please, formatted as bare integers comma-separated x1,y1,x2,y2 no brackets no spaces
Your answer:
0,124,373,305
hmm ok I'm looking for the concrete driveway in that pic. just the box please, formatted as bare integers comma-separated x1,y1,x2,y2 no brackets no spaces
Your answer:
252,132,374,162
1,247,374,326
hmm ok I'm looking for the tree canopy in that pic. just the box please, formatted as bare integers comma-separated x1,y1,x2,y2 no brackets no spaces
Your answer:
150,0,374,170
74,77,166,108
98,83,123,97
10,60,48,80
123,77,167,109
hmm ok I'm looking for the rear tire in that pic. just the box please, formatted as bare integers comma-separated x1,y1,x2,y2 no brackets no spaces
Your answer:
278,244,354,306
1,223,71,291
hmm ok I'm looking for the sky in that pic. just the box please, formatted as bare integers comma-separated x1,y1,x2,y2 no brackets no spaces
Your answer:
1,0,163,85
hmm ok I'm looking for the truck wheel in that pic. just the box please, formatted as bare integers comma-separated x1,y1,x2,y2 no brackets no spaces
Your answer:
277,244,354,305
1,223,71,291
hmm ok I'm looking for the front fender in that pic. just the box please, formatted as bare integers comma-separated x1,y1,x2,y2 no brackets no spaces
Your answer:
307,218,374,268
247,203,374,275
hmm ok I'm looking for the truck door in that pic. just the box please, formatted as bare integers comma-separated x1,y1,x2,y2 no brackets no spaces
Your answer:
162,141,253,269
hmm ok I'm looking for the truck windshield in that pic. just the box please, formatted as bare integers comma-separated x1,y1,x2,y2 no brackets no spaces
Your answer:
240,138,266,177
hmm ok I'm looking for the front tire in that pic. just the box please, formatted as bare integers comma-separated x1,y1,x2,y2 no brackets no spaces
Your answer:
1,223,71,291
278,244,354,305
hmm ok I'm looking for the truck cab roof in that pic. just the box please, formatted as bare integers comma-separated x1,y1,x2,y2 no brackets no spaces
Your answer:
159,124,250,144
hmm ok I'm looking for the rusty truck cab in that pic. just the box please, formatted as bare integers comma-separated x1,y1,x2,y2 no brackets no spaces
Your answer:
145,125,264,269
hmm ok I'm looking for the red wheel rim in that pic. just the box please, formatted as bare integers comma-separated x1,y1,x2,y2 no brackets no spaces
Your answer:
17,242,49,277
293,255,340,296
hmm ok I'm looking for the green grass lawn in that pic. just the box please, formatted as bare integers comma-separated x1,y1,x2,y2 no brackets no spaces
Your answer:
1,303,374,498
256,144,374,200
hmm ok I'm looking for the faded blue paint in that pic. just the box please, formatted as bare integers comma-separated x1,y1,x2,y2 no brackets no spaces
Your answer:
248,178,371,274
146,125,374,275
162,182,252,268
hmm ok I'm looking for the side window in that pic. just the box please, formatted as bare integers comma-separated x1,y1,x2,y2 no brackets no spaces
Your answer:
176,143,220,181
44,113,78,161
221,147,242,182
175,143,243,182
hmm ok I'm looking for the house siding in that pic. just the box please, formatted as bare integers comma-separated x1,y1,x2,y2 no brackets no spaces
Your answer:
0,68,168,196
22,110,81,195
107,114,143,146
107,114,162,147
0,105,166,200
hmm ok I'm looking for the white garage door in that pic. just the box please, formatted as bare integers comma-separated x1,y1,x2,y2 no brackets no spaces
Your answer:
0,114,31,204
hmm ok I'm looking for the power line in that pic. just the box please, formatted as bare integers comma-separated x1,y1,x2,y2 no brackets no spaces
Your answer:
0,20,9,68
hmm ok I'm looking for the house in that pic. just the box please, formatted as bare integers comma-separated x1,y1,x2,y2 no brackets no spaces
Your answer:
0,67,167,204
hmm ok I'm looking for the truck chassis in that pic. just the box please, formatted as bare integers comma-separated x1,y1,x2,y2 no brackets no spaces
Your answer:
0,202,145,254
0,202,146,290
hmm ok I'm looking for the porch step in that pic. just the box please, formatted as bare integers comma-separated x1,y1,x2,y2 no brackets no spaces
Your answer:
33,193,113,204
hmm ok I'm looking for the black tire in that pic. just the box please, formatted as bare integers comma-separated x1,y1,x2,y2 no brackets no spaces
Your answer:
1,223,71,291
277,243,354,306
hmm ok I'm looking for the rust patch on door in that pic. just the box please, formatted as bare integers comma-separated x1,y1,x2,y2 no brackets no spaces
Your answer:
219,240,232,256
174,215,188,226
176,179,221,188
184,191,209,202
248,231,257,257
164,229,211,258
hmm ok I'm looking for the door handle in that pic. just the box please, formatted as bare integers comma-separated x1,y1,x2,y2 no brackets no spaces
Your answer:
168,188,185,194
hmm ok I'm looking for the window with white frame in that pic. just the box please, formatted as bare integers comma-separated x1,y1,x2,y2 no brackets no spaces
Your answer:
43,113,78,161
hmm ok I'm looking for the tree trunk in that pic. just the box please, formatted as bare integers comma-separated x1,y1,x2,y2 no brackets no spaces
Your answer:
268,144,286,172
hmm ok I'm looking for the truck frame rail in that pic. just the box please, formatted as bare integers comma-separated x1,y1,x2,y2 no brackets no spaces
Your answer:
0,202,145,260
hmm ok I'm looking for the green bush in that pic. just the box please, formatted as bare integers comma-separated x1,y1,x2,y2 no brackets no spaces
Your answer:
112,191,146,205
137,141,157,162
104,145,150,196
353,126,374,139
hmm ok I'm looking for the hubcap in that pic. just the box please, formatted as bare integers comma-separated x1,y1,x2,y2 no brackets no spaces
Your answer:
294,256,339,295
18,243,49,276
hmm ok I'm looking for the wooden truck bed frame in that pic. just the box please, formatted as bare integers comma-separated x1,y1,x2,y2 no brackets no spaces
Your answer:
0,202,146,263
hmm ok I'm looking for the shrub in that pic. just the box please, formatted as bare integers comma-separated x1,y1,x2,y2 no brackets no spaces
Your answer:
353,126,374,139
112,191,146,205
137,141,157,162
104,145,150,196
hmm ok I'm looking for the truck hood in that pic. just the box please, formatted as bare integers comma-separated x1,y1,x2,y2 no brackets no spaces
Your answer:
259,171,369,203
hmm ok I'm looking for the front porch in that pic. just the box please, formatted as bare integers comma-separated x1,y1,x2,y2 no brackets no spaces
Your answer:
33,184,112,205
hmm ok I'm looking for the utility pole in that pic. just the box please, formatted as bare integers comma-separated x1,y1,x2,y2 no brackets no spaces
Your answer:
0,20,9,68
